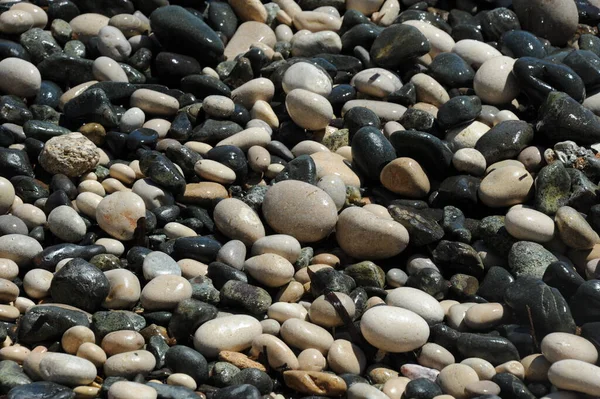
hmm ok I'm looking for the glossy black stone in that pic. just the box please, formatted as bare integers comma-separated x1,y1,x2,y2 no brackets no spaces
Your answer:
181,74,232,99
37,54,95,86
0,148,34,178
563,49,600,90
569,279,600,324
154,52,202,86
63,88,118,128
165,345,208,385
395,9,451,33
10,176,48,204
429,323,461,353
7,381,74,399
480,7,521,41
492,373,536,399
428,52,475,88
388,82,417,107
475,120,534,164
389,205,445,246
206,1,237,39
351,127,396,181
126,128,159,151
478,266,515,302
430,175,480,211
432,240,484,278
399,108,437,133
513,58,586,105
504,277,576,341
173,237,221,263
150,5,224,65
139,150,187,195
343,107,380,140
404,378,443,399
542,261,585,299
310,268,356,297
273,154,317,185
406,268,449,300
341,23,382,53
370,24,431,68
220,280,271,315
213,384,261,399
500,30,545,59
34,81,63,109
390,130,453,178
206,145,248,184
457,333,520,365
50,258,110,312
17,305,90,344
229,369,273,394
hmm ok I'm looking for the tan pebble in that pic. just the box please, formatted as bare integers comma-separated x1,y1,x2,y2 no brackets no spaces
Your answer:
248,145,271,173
291,30,342,58
140,275,191,311
297,348,327,372
285,89,333,131
265,163,285,179
214,198,265,246
327,339,366,375
311,151,360,187
0,305,21,322
465,380,501,397
440,300,460,316
351,67,402,98
293,11,341,32
452,39,502,68
267,302,307,323
14,297,34,313
366,296,385,309
478,166,533,207
95,238,124,257
11,203,46,229
548,359,600,396
108,13,145,38
70,13,109,42
96,191,145,240
92,56,128,82
216,127,271,151
360,305,430,353
0,177,15,214
76,192,103,219
104,350,156,378
108,380,157,399
144,119,171,138
218,350,267,371
336,206,409,260
194,159,236,185
386,286,444,325
177,259,208,279
485,159,525,174
275,281,305,303
367,366,399,384
380,157,430,198
541,332,598,364
78,180,106,196
62,326,95,355
373,0,400,26
23,350,46,380
260,319,280,335
437,364,480,399
0,259,18,281
495,360,525,379
167,373,197,390
202,95,235,119
250,333,300,370
474,56,520,105
280,318,334,354
0,277,19,303
555,206,600,250
0,10,33,34
461,357,496,380
518,146,546,173
231,77,275,109
251,100,279,128
130,89,179,116
446,121,490,150
103,268,141,309
453,148,487,176
178,182,228,207
194,315,263,357
229,0,267,22
347,382,389,399
184,141,213,156
464,303,506,330
521,353,551,382
383,376,411,399
308,293,355,328
291,141,330,157
283,370,347,396
0,345,30,363
263,180,337,243
101,330,145,356
109,164,136,185
505,205,555,243
418,343,456,371
11,3,46,28
446,302,476,331
410,73,450,107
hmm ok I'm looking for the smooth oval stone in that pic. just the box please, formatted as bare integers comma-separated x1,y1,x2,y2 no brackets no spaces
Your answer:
150,5,223,64
336,206,409,260
386,287,444,325
0,177,15,214
428,52,474,88
140,275,192,311
478,166,533,208
474,56,520,105
244,253,294,288
512,0,578,46
360,305,430,353
347,382,389,399
505,206,555,243
548,359,600,396
96,191,146,240
351,68,403,98
280,318,334,354
452,39,503,68
380,157,430,198
437,364,480,399
541,332,598,364
555,206,600,250
263,180,337,243
352,127,396,181
403,20,455,57
389,130,453,179
0,234,43,267
103,269,141,309
47,206,86,243
285,88,333,131
438,95,482,129
475,120,534,165
370,23,430,68
0,58,41,98
109,381,157,399
251,234,301,263
39,353,97,386
142,251,181,280
283,62,332,96
103,350,156,378
194,315,262,358
224,21,275,61
214,198,265,246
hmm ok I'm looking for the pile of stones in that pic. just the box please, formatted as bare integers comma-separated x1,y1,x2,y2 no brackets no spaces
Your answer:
1,0,600,398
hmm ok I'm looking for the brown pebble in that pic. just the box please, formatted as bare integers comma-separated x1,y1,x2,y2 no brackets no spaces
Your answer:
283,370,347,396
218,351,267,371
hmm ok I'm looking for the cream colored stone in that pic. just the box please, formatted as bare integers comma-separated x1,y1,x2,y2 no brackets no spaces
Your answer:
280,318,334,354
541,332,598,364
478,166,533,207
103,269,141,309
380,157,430,198
130,89,179,116
437,364,480,399
245,253,294,288
505,205,555,243
308,293,355,328
452,39,502,69
548,359,600,396
231,77,275,109
103,350,156,378
286,89,333,131
342,99,406,122
446,121,490,150
474,56,520,105
251,333,299,370
418,342,456,371
101,330,145,356
194,315,263,357
461,357,496,380
521,354,551,382
96,191,145,240
140,275,191,311
108,381,157,399
61,326,95,355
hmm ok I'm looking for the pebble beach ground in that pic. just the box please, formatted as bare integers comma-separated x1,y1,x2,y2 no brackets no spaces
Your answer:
1,0,600,398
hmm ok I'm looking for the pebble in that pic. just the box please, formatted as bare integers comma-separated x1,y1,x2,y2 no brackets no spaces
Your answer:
194,315,262,358
478,166,534,207
96,192,146,240
386,287,444,325
474,56,520,105
541,332,598,364
0,58,41,98
103,350,156,378
285,89,333,131
39,353,97,386
505,206,555,243
361,305,430,353
214,198,265,246
548,359,600,396
108,381,157,399
380,157,430,198
283,62,332,96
